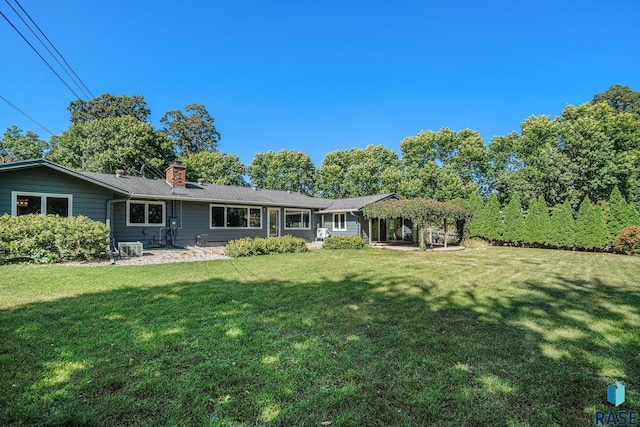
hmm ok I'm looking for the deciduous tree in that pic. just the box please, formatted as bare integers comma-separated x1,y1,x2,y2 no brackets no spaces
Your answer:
160,103,221,155
51,116,174,174
248,149,315,194
182,152,247,187
68,93,150,124
316,145,399,197
0,126,49,162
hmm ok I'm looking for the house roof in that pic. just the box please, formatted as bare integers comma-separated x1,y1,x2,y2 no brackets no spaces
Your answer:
317,193,399,213
0,159,399,210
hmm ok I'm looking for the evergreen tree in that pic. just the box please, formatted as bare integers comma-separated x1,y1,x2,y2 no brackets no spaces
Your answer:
523,198,538,246
607,186,630,240
523,197,551,246
575,197,610,250
466,193,484,238
503,192,524,244
537,197,552,246
549,200,576,249
483,193,504,242
629,204,640,225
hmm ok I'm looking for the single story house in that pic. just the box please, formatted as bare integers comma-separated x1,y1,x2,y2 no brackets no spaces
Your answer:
0,159,415,248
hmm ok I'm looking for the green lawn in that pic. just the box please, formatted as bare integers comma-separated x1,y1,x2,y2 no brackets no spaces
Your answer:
1,247,639,426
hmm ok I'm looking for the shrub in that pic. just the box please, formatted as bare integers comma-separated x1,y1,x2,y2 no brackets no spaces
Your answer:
614,225,640,255
323,236,366,250
0,214,109,264
225,235,307,258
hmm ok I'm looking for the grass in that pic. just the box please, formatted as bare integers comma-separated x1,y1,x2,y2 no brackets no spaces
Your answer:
1,247,639,426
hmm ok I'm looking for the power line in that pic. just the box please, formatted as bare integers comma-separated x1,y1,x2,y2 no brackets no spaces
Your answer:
0,9,85,100
12,0,95,99
3,0,91,100
0,95,55,136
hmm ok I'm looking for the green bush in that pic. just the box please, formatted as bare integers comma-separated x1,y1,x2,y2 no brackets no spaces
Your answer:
0,214,109,264
614,225,640,255
323,236,366,250
225,235,307,258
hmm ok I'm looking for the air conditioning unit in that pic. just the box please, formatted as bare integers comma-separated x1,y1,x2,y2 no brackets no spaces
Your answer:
118,242,143,257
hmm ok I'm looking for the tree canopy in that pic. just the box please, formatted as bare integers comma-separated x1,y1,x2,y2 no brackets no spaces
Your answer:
592,84,640,118
1,126,49,162
248,149,315,194
51,116,174,173
160,103,221,155
182,152,247,187
316,145,399,198
68,93,150,124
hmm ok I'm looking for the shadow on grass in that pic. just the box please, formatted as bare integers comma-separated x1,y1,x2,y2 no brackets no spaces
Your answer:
1,267,639,426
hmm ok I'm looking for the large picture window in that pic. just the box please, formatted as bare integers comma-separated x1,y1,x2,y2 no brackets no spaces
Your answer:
210,205,262,229
284,209,311,229
126,200,165,226
333,213,347,231
11,192,72,217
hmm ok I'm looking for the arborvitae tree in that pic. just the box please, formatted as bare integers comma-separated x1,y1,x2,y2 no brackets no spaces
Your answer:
503,192,524,244
629,204,640,225
466,193,484,238
523,198,538,246
607,186,630,240
549,200,576,249
538,197,552,246
575,196,610,250
483,193,504,242
523,197,551,246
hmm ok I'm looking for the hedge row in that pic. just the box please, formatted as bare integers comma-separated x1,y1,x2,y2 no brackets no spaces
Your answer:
225,235,307,258
323,236,366,250
0,214,109,264
467,186,640,253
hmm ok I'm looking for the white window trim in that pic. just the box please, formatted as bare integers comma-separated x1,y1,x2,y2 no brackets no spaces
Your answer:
11,191,73,217
209,204,263,229
284,208,311,230
126,200,166,226
333,212,347,231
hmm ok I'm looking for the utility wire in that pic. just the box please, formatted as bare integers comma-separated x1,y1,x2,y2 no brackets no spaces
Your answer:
0,10,85,100
12,0,95,99
3,0,91,100
0,95,55,136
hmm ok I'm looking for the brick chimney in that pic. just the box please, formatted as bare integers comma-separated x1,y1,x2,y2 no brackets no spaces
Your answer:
165,160,186,187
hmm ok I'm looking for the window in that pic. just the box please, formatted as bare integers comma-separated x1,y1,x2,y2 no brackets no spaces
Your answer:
333,213,347,231
210,205,262,229
284,209,311,229
126,200,165,226
12,192,72,217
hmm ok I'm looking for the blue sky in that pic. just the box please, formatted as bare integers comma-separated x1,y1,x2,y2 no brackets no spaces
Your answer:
1,0,639,166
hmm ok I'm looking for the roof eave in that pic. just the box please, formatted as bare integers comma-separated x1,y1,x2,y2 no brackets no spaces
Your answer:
0,159,131,196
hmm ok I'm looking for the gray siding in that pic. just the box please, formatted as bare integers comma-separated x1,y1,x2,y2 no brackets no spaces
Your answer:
111,203,316,248
322,212,361,238
0,167,116,222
